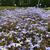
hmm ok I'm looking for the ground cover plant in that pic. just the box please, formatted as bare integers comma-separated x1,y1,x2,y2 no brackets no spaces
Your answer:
0,7,50,50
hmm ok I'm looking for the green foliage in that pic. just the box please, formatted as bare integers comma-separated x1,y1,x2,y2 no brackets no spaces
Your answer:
0,0,50,7
1,0,15,6
15,0,38,7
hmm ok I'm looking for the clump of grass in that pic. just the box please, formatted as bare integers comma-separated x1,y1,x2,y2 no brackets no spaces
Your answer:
44,7,50,10
0,6,16,10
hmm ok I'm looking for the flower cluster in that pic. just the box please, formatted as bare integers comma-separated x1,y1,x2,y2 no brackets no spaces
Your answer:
0,7,49,50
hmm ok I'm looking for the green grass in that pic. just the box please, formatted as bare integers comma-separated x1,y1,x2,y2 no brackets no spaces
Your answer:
44,7,50,10
0,6,50,10
0,6,16,10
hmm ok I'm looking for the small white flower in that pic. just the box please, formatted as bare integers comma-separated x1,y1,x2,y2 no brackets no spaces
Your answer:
45,47,50,50
30,30,33,33
8,43,21,47
26,18,31,20
9,31,14,34
22,29,27,34
16,26,19,29
36,33,39,35
25,38,32,43
33,44,40,48
2,38,5,41
20,41,23,44
14,43,21,47
17,38,21,41
46,35,49,37
48,32,50,34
